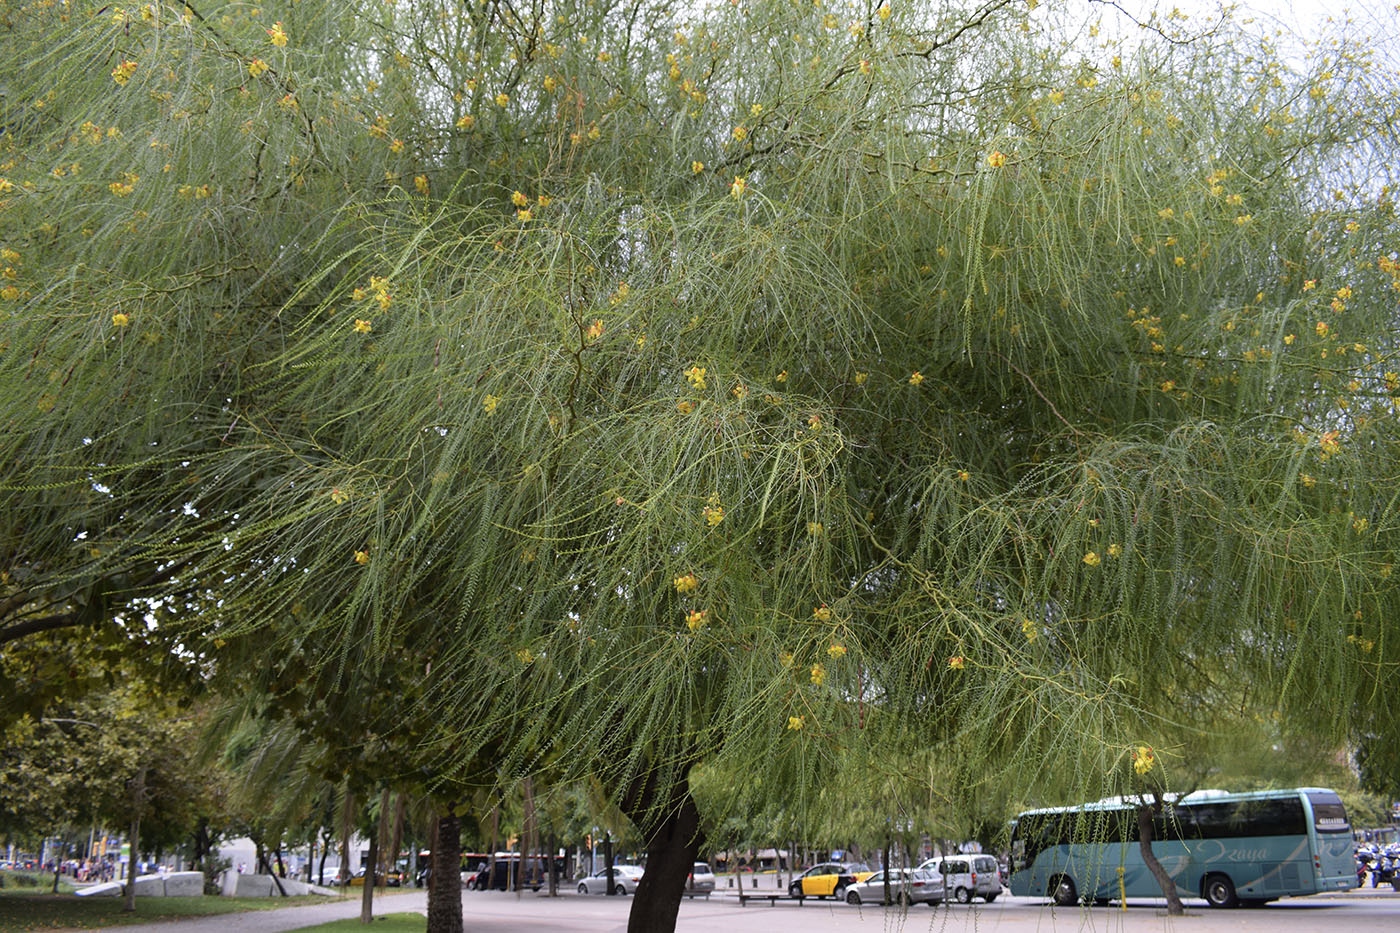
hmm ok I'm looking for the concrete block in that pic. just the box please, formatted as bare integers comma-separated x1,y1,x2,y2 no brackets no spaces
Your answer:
74,881,123,897
163,872,205,896
233,873,276,897
132,874,165,896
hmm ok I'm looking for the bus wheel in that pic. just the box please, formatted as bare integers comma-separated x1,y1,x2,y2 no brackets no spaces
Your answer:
1203,874,1238,909
1050,876,1077,907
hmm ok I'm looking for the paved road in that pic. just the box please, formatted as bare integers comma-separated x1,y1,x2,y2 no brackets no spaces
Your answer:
100,888,1399,933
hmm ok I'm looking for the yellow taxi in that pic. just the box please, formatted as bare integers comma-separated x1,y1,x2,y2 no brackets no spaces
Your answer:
787,861,874,899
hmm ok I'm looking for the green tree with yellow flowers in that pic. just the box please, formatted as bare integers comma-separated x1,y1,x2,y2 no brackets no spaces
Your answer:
3,1,1398,929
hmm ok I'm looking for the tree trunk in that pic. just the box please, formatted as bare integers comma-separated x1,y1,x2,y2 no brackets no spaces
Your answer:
339,789,355,888
620,772,705,933
603,834,615,896
882,833,892,904
1136,802,1184,915
123,767,146,913
426,811,463,933
359,825,379,923
318,827,332,886
547,831,557,897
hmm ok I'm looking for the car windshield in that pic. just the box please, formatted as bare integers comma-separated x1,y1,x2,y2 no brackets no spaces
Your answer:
693,863,710,873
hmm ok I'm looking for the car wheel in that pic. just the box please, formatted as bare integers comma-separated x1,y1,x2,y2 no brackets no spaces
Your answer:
1092,897,1110,907
955,886,972,904
613,884,628,896
846,889,861,905
788,882,802,898
832,883,846,900
1050,875,1077,908
896,892,911,907
578,883,589,894
1203,874,1237,909
983,893,997,904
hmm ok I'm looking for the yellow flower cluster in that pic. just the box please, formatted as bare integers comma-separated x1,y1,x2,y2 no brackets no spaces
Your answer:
353,319,372,334
1132,745,1155,775
674,573,699,594
585,319,604,341
730,176,746,199
809,663,825,685
787,715,805,730
909,371,924,385
354,549,370,565
330,488,350,504
685,609,708,632
826,643,846,659
456,113,475,129
109,172,139,197
948,655,965,670
1083,551,1100,566
988,150,1006,168
352,275,393,311
111,60,138,85
414,175,429,195
685,365,706,389
483,394,500,415
702,492,724,527
676,400,694,414
112,312,130,327
812,605,832,621
266,21,288,47
248,58,269,78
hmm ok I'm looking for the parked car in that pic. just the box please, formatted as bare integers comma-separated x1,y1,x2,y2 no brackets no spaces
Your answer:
787,862,874,899
843,868,945,906
917,855,1002,903
577,864,645,895
685,862,716,897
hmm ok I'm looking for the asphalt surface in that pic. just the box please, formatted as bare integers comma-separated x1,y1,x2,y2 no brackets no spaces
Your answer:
86,885,1399,933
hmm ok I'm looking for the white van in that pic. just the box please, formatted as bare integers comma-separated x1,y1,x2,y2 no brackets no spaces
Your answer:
917,854,1002,903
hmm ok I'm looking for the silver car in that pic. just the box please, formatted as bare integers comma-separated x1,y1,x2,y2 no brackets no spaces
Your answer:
685,861,716,897
577,864,644,895
843,868,945,906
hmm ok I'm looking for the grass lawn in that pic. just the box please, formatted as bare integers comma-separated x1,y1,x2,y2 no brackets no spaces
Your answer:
287,912,424,931
0,887,346,931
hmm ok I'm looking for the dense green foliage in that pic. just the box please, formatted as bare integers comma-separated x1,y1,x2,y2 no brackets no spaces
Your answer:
2,0,1398,884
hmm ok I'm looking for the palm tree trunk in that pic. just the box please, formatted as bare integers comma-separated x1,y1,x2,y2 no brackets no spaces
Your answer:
427,811,463,933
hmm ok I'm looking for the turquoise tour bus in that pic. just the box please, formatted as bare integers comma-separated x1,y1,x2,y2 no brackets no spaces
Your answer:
1008,787,1355,908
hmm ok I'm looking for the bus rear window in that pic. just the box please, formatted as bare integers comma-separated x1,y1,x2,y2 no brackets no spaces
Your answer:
1307,793,1350,833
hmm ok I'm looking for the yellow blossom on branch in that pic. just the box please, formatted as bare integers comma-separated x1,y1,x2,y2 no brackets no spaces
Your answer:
1132,745,1155,775
330,488,350,504
787,715,805,730
1083,551,1101,566
948,655,965,670
267,22,288,46
354,549,370,565
112,312,130,327
908,371,924,385
111,60,138,85
673,573,698,594
813,605,832,622
483,394,501,415
685,365,707,389
692,161,704,174
685,609,708,632
676,400,694,414
512,190,530,207
456,113,475,129
730,176,746,199
585,319,604,341
827,643,846,659
809,663,825,685
988,150,1006,168
353,319,372,334
248,59,269,78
